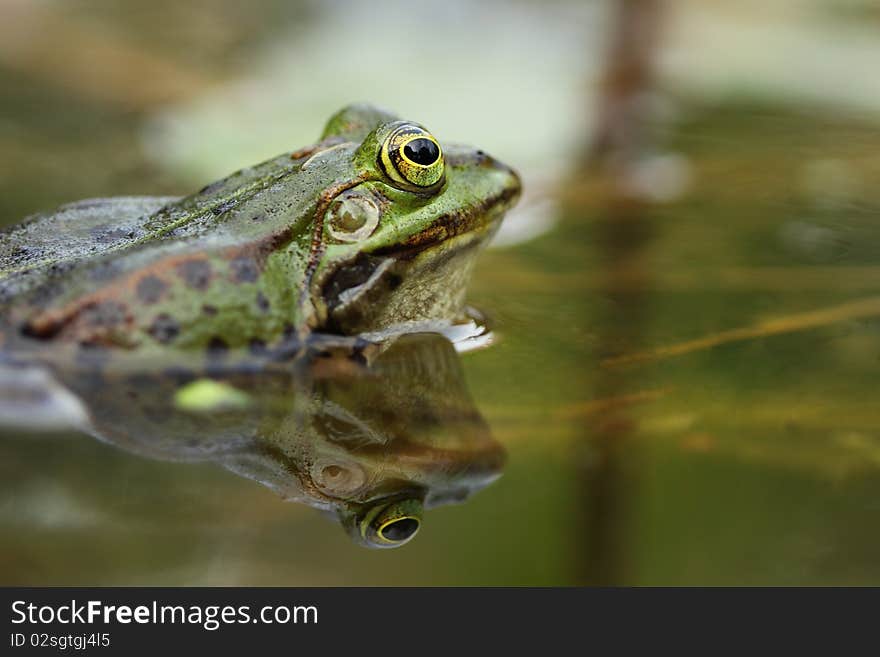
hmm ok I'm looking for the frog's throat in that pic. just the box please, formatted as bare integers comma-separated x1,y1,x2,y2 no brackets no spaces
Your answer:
306,182,517,334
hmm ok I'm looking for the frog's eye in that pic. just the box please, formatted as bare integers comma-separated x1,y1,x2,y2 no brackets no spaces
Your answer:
378,123,445,193
358,497,422,548
326,193,381,242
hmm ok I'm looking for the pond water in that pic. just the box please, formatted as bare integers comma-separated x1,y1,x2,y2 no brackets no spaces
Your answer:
1,1,880,586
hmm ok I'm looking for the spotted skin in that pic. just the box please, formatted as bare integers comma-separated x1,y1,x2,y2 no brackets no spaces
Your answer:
176,259,212,291
136,275,168,305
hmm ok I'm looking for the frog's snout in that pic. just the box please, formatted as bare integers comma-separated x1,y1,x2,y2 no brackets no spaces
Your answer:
486,153,522,199
499,160,522,205
447,146,522,212
486,159,523,216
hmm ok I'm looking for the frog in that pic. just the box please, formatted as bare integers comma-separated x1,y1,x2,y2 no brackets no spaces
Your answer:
0,104,521,367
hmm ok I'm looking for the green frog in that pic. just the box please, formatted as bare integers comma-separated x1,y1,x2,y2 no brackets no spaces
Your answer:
0,104,520,364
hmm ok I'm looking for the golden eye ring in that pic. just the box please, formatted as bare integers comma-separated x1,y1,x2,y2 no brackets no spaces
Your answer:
378,122,445,192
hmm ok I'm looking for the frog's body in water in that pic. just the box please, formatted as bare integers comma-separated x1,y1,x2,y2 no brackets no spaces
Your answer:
0,105,520,362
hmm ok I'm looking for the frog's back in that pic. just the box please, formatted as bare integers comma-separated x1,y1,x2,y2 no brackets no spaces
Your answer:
0,144,338,309
0,196,178,303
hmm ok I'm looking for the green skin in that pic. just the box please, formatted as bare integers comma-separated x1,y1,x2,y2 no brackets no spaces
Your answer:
0,104,521,362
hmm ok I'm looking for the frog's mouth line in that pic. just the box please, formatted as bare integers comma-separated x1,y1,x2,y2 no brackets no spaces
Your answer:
369,185,519,260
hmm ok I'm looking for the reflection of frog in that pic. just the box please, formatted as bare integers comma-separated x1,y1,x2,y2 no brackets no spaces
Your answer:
53,334,504,548
0,104,520,363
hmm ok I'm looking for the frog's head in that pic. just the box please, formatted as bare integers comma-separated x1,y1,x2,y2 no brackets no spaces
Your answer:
307,104,521,335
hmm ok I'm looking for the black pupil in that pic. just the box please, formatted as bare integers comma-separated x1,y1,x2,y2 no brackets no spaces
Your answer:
380,518,419,542
403,138,439,166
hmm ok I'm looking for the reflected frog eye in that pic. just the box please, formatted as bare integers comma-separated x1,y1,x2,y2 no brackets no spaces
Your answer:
378,123,445,193
358,497,423,548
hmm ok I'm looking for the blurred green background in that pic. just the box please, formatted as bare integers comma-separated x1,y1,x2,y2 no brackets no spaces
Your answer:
2,0,880,585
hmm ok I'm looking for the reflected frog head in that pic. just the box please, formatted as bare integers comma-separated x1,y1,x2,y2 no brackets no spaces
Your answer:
31,333,504,548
